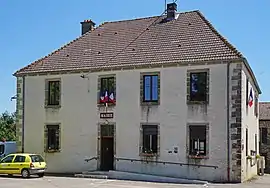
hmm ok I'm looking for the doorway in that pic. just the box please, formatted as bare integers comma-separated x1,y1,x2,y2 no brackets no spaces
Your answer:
100,124,115,171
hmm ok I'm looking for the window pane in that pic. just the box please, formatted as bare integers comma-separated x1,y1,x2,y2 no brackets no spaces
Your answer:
189,125,207,156
143,135,151,153
144,76,151,101
151,135,158,153
47,125,59,150
0,145,4,155
151,75,158,101
14,155,26,163
30,155,45,162
190,72,207,101
2,155,14,163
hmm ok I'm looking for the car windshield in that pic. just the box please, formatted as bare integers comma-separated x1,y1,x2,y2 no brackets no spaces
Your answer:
0,145,4,155
30,155,45,162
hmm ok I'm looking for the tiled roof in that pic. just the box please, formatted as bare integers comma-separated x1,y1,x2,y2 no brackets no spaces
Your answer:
14,10,243,76
260,102,270,120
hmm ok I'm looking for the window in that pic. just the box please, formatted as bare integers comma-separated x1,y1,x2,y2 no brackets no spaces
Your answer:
246,128,249,156
0,145,4,155
30,155,45,162
142,125,158,155
255,95,258,117
46,80,61,106
246,79,249,106
14,155,26,163
100,77,115,104
46,125,60,151
255,134,258,153
1,155,14,163
189,125,207,156
189,72,207,102
260,128,268,144
143,75,159,102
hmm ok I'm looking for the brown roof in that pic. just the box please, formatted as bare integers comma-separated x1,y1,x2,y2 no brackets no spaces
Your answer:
260,102,270,120
14,10,245,76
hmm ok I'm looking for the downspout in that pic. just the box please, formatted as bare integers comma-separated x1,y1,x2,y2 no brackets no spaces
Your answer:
22,76,25,153
227,61,231,182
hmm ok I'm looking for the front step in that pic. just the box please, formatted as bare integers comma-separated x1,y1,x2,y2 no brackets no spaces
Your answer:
75,170,208,185
74,173,108,179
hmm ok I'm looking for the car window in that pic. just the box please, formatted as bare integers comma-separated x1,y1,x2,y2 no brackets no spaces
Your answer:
30,155,45,162
1,155,14,163
0,145,4,155
14,155,26,163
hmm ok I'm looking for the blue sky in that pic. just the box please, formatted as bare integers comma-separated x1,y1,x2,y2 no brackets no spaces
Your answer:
0,0,269,113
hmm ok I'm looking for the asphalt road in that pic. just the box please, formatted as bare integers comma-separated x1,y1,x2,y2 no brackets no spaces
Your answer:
0,175,270,188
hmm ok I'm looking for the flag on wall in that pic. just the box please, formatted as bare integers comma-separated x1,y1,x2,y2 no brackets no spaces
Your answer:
248,88,253,107
109,92,115,103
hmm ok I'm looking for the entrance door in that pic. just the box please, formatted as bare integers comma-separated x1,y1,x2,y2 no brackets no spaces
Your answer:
100,137,114,171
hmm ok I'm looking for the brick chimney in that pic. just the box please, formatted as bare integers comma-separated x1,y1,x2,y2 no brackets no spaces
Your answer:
80,19,96,35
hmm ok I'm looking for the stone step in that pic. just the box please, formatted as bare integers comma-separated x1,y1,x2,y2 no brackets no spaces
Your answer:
74,174,108,179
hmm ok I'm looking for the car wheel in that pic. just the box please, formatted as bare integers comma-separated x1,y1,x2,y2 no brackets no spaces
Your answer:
21,169,30,178
38,173,44,177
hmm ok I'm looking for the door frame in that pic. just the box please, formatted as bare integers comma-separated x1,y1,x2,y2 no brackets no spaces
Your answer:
97,122,116,170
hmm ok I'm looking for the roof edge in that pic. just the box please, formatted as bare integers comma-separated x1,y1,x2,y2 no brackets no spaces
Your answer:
196,11,243,59
242,57,262,94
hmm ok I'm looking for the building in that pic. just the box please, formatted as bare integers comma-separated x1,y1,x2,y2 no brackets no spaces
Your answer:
259,102,270,173
14,3,261,183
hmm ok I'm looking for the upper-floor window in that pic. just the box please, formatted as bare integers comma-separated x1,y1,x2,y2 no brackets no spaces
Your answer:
46,80,61,106
100,77,115,104
143,75,158,102
189,72,207,102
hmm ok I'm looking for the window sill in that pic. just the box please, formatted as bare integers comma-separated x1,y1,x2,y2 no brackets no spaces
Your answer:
97,103,116,107
141,101,160,106
45,149,61,153
140,153,158,157
187,101,208,105
45,105,61,109
188,155,208,159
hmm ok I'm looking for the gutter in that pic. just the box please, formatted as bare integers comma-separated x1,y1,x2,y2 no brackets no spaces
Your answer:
22,76,25,153
242,57,262,94
226,61,231,182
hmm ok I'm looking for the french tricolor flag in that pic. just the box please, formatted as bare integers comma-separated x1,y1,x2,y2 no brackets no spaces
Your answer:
248,88,253,107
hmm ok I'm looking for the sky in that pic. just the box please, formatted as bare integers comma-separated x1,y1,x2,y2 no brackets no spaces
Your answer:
0,0,269,113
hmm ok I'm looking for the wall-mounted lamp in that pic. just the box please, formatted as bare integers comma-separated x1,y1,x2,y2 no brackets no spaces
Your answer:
10,95,17,101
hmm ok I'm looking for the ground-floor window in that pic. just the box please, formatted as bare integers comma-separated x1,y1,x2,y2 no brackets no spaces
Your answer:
189,125,207,156
45,124,60,152
141,124,159,155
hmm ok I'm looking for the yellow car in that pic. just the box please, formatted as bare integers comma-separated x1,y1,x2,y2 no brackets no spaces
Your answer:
0,153,47,178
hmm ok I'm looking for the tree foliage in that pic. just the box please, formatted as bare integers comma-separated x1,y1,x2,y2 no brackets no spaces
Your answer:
0,111,16,141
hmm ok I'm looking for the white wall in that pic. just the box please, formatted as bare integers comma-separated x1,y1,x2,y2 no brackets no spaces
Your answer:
23,63,229,181
241,68,259,181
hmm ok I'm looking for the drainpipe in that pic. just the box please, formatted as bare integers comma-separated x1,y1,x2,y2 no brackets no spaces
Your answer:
22,76,25,153
227,61,231,182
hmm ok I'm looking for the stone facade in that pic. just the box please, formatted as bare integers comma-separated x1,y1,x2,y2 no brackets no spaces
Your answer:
15,77,24,152
230,63,242,182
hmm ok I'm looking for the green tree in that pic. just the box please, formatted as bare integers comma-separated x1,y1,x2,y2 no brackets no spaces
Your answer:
0,111,16,141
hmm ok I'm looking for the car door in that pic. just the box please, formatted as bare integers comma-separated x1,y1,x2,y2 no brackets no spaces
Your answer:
0,155,15,174
12,155,27,174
